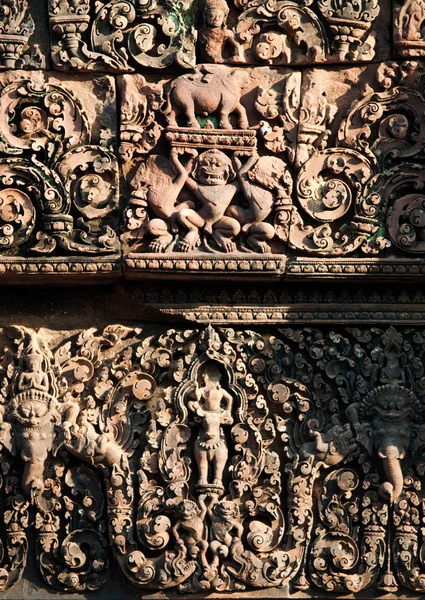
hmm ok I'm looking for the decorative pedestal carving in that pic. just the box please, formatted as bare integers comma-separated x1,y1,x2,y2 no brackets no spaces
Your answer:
49,0,197,71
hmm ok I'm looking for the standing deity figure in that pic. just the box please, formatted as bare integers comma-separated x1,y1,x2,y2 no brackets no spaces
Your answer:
188,365,233,491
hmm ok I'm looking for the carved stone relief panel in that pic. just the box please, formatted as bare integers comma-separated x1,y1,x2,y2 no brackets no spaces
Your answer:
48,0,197,71
0,323,425,597
198,0,391,66
119,60,425,281
394,0,425,57
0,0,49,70
283,60,425,277
0,70,120,281
120,65,299,278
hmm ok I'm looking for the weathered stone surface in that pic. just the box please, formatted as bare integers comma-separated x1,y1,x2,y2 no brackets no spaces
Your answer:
0,70,120,282
0,0,49,70
281,61,425,276
198,0,392,66
5,2,425,600
394,0,425,57
48,0,197,71
120,65,299,279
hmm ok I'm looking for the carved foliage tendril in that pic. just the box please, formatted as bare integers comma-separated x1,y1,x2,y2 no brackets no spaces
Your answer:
1,325,425,594
0,77,119,257
49,0,196,71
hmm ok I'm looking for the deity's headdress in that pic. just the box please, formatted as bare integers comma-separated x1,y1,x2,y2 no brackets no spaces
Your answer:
203,0,229,15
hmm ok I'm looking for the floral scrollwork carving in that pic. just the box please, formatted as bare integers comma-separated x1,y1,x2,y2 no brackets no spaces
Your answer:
35,463,109,591
0,76,119,260
49,0,196,71
0,456,29,592
337,86,425,166
289,72,425,258
1,324,425,594
289,149,376,254
384,166,425,253
310,468,386,593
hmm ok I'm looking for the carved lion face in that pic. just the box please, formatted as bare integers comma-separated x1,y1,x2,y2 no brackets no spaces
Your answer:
178,500,200,519
214,501,239,519
192,150,235,186
18,400,49,425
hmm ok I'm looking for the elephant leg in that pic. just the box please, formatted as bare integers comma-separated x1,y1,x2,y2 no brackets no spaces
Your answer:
235,102,249,129
211,216,241,252
219,99,234,129
185,98,199,129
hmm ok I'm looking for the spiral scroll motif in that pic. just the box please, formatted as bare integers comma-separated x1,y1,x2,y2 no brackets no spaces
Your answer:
0,188,35,248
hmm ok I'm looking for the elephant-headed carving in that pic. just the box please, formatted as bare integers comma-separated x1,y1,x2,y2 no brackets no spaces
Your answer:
9,333,60,498
165,64,250,130
360,384,421,502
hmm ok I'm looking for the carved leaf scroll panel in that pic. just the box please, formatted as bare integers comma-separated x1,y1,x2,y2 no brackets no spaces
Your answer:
0,72,120,280
48,0,196,71
0,324,423,594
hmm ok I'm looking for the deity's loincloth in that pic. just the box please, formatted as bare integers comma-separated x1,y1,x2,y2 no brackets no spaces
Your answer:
197,430,227,461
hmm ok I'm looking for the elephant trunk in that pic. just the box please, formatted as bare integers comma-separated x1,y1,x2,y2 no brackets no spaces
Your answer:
19,430,50,498
378,444,405,502
22,459,45,498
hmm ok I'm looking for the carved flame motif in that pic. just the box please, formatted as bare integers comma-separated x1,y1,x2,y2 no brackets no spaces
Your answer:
0,0,44,68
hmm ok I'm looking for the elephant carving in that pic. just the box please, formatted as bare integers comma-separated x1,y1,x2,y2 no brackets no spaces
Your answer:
8,333,61,498
165,64,250,130
357,384,420,502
